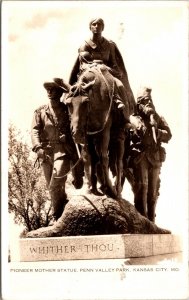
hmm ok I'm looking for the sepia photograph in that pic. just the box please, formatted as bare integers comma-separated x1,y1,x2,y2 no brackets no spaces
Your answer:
1,1,188,299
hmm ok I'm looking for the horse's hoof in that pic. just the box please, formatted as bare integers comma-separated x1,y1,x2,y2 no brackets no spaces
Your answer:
106,188,117,199
98,185,116,199
91,189,104,196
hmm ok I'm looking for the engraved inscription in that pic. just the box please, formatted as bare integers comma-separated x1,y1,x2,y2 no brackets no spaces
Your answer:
29,243,114,255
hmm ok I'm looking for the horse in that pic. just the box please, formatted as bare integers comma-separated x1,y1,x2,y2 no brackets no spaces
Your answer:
64,63,126,199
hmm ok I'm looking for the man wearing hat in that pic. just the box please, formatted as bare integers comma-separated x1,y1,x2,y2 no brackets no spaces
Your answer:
31,78,84,222
127,87,172,222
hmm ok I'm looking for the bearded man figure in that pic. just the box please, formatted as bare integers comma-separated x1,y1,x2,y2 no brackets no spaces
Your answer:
128,87,172,222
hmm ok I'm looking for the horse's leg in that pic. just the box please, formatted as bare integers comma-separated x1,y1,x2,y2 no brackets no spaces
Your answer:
81,145,92,193
108,135,117,178
114,133,125,199
88,138,102,196
96,122,117,199
121,133,131,188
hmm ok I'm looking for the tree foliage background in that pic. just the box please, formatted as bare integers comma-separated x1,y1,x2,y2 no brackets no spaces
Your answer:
8,124,53,232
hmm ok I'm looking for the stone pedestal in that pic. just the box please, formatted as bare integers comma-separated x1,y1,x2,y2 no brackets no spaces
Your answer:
19,234,182,262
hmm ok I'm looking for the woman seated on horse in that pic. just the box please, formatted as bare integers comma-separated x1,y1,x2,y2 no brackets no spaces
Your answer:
69,17,136,118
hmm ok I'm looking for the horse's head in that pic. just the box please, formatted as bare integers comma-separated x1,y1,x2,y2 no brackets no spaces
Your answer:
64,72,97,144
64,93,89,144
65,65,114,143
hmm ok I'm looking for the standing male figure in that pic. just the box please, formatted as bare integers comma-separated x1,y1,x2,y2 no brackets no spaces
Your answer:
128,87,172,222
31,79,84,221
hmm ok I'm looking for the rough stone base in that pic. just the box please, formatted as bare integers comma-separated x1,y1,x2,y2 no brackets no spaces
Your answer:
26,196,171,238
19,234,182,262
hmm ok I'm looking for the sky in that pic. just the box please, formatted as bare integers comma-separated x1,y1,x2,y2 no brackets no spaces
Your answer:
2,1,188,231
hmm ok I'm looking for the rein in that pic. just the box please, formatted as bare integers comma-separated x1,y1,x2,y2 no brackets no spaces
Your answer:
54,143,82,179
34,144,82,180
54,155,82,179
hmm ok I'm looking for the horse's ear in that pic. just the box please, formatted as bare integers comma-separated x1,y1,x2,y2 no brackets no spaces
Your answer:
81,96,89,103
64,96,72,105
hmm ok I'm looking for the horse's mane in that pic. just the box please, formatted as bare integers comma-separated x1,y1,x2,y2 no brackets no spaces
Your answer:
67,63,115,103
81,64,114,94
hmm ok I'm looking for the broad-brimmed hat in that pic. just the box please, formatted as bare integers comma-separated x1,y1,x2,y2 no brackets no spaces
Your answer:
43,78,70,93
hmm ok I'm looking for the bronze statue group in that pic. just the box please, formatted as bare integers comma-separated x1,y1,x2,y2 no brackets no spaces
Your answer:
31,18,172,225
